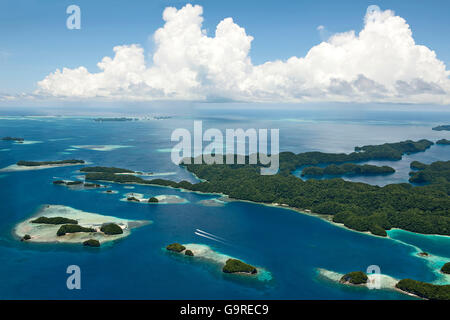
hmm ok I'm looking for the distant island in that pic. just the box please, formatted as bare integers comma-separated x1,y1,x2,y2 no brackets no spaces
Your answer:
79,166,153,176
352,139,433,158
0,159,86,172
1,136,24,142
80,166,135,173
301,163,395,177
223,259,257,275
78,139,450,238
432,125,450,131
94,117,135,122
339,271,368,285
53,180,106,189
15,205,150,245
17,160,85,167
93,116,172,122
437,139,450,145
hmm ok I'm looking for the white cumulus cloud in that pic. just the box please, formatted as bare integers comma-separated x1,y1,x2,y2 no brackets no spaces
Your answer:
35,4,450,104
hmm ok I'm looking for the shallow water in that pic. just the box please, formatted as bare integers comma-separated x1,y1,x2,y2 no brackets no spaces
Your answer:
0,109,449,299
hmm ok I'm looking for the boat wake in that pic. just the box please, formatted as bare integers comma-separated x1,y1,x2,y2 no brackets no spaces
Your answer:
195,229,230,245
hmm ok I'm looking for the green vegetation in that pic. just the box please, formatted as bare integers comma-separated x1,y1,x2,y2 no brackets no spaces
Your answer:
353,139,433,156
441,262,450,274
82,139,450,236
340,271,368,285
369,224,387,237
275,139,433,174
17,160,85,167
127,196,140,202
432,125,450,131
185,250,194,256
176,162,449,236
57,224,95,236
222,259,257,274
83,239,100,247
395,279,450,300
66,181,83,185
148,197,159,203
80,166,135,173
85,172,149,184
408,161,450,184
21,234,31,241
83,183,101,188
302,163,395,177
166,243,186,253
2,136,24,141
410,161,428,170
31,216,78,225
53,180,101,187
437,139,450,145
100,223,123,235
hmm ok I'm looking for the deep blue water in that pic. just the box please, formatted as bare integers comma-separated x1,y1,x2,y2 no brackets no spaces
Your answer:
0,109,449,299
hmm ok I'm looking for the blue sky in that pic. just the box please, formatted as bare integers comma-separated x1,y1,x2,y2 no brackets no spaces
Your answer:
0,0,449,105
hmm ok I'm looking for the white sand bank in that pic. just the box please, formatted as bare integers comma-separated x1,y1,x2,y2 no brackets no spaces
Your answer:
15,205,150,244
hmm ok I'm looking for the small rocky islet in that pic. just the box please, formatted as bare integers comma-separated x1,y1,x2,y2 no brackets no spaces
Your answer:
165,243,259,276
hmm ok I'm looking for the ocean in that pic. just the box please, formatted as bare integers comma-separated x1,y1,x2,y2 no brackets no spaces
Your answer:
0,108,449,299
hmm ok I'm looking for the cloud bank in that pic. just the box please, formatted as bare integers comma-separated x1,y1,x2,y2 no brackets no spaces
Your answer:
35,4,450,104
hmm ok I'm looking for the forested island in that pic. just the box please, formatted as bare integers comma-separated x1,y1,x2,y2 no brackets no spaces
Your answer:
301,163,395,177
1,136,24,142
396,279,450,300
166,243,186,252
432,125,450,131
408,161,450,184
279,139,433,174
80,139,450,237
15,205,149,245
17,160,85,167
31,216,77,224
80,166,135,173
94,117,135,122
437,139,450,145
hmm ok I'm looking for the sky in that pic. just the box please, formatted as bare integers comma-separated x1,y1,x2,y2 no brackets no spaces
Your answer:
0,0,450,107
